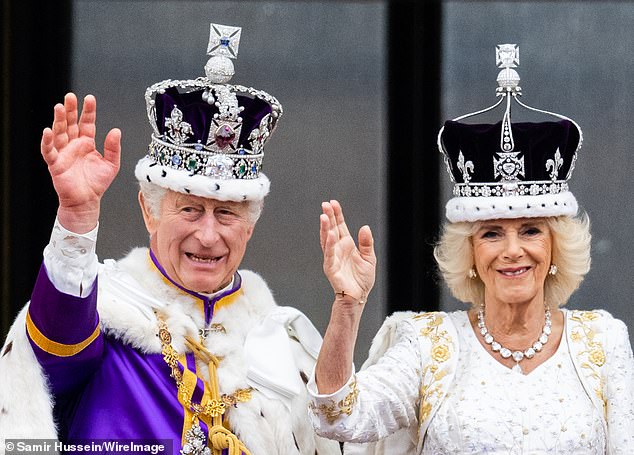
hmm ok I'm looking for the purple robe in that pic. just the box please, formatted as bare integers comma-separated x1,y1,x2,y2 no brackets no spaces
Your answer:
26,255,242,455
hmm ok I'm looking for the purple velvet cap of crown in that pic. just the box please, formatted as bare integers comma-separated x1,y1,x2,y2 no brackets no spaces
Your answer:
136,82,283,202
442,120,580,184
155,87,272,146
441,119,582,222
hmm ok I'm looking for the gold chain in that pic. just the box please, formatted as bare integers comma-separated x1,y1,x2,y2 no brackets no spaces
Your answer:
156,315,252,419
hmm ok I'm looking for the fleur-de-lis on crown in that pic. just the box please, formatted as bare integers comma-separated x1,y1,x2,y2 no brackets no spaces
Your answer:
248,114,272,153
546,148,564,181
165,106,193,145
457,151,474,184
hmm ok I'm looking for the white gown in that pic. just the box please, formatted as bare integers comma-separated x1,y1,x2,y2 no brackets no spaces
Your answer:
309,310,634,454
424,311,606,454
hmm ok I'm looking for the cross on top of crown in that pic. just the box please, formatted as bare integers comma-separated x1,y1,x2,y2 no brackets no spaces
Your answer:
207,23,242,59
496,44,519,69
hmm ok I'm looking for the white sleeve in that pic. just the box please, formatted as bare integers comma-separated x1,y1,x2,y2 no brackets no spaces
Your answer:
42,217,99,297
605,318,634,453
307,321,422,443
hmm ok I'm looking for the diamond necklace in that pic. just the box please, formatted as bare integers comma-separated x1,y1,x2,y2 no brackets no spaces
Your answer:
477,305,552,374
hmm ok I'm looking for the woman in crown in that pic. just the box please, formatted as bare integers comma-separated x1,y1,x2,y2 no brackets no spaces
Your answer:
307,51,634,453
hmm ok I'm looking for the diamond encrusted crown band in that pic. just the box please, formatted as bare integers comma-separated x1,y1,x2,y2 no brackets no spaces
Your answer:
453,181,569,198
148,134,263,180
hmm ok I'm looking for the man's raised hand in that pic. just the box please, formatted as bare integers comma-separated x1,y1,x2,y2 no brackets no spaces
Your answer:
40,93,121,233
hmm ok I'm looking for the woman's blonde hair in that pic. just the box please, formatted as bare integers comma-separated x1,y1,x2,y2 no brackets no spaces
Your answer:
433,215,591,308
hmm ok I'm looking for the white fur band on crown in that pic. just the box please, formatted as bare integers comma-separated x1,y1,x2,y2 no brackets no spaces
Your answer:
446,191,578,223
135,156,270,202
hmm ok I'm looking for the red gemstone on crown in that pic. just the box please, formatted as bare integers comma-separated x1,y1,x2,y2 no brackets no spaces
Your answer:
215,124,236,149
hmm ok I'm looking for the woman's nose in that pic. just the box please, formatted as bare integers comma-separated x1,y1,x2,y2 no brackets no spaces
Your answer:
502,233,524,259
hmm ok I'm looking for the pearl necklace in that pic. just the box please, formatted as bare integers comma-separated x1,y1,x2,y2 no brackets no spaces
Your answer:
477,306,552,374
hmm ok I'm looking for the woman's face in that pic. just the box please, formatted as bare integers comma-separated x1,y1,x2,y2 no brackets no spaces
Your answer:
472,218,552,307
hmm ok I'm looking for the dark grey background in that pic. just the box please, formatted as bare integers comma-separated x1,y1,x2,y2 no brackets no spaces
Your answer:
440,1,634,343
72,1,634,360
72,1,387,363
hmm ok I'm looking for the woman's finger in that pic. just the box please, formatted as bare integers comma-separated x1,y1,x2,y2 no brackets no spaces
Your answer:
330,200,351,239
319,213,330,252
322,201,340,242
358,225,376,263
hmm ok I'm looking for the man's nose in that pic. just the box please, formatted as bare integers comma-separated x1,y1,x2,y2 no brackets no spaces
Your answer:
195,214,221,247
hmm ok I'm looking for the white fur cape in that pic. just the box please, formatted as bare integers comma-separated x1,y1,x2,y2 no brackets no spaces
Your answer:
0,248,340,455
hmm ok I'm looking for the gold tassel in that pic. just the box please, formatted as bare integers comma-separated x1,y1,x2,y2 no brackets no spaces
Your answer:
185,335,251,455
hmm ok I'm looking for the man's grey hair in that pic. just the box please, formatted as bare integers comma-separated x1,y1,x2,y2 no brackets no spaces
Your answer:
138,181,263,224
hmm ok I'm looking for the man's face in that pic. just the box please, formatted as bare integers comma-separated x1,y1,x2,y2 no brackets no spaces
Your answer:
140,190,254,293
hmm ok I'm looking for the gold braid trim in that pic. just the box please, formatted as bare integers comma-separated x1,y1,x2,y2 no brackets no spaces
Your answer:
569,310,607,413
412,312,453,424
310,378,359,425
156,314,252,455
26,310,100,357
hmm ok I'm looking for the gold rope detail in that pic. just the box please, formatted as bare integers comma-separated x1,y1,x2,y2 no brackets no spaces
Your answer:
187,335,251,455
156,313,251,455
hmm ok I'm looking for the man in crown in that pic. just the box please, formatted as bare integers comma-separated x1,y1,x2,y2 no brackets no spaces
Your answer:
0,24,340,455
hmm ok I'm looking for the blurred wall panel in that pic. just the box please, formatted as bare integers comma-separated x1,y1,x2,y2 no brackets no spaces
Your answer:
71,1,387,363
440,1,634,345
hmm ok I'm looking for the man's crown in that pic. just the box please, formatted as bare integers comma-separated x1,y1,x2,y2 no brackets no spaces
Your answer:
136,23,283,202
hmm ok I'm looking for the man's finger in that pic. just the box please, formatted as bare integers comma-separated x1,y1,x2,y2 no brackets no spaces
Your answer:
319,213,328,252
40,128,58,165
103,128,122,171
323,229,337,273
64,93,79,140
52,103,68,150
78,94,97,139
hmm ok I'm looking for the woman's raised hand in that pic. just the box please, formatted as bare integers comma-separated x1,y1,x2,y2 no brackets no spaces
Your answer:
320,200,376,307
40,93,121,233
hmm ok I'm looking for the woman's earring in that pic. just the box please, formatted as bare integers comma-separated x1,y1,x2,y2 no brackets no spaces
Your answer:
549,264,558,276
468,268,477,279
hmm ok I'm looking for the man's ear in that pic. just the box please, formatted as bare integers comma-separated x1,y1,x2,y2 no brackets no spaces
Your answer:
245,223,255,242
138,191,158,236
